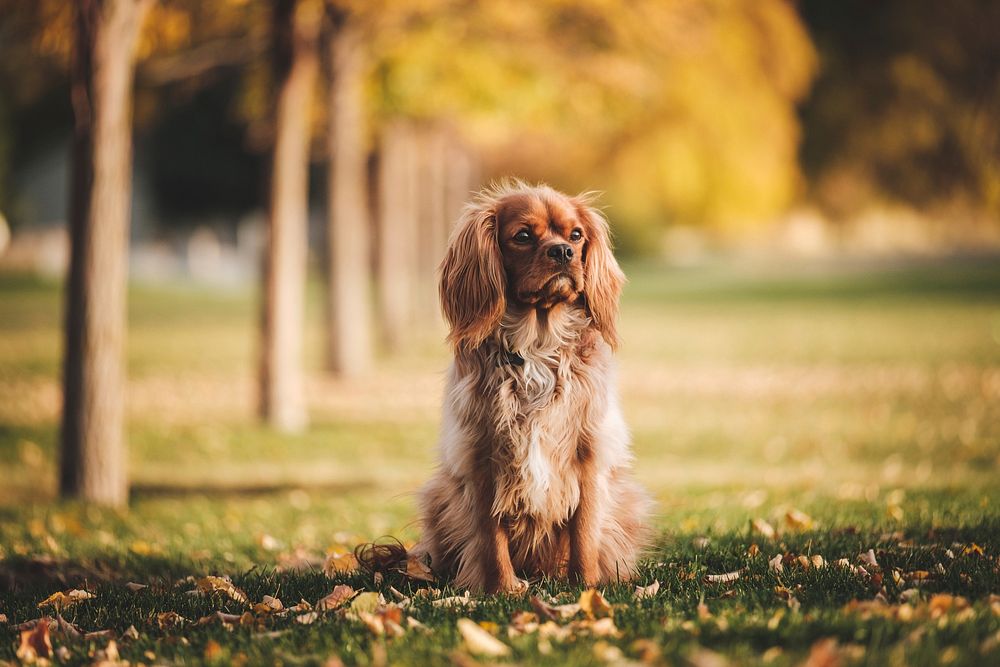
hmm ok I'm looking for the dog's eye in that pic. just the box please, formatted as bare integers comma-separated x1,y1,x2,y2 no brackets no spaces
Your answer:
513,230,533,244
569,229,583,241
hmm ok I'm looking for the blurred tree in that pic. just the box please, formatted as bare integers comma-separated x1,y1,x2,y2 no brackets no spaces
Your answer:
799,0,1000,220
323,4,372,376
259,0,321,432
61,0,152,506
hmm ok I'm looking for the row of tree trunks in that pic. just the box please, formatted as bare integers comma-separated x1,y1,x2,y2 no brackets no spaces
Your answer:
60,0,152,508
375,120,479,352
259,0,320,433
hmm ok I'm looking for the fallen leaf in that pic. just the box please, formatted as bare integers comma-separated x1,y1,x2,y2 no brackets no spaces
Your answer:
156,611,187,629
322,551,358,576
593,640,623,662
204,639,223,661
587,617,620,638
747,544,760,557
530,595,559,621
634,581,660,599
122,625,140,641
402,554,436,582
295,612,319,625
350,591,385,614
752,519,776,539
457,618,510,657
16,618,52,663
785,509,814,531
431,594,477,609
859,549,879,568
768,554,784,573
705,570,741,584
579,589,613,619
316,585,356,611
192,576,248,605
125,582,147,592
37,588,95,610
252,595,284,614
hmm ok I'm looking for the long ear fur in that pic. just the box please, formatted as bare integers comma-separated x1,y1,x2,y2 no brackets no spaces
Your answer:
575,197,625,349
439,199,506,352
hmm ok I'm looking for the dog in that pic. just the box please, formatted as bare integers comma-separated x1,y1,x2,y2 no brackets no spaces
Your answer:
411,180,651,593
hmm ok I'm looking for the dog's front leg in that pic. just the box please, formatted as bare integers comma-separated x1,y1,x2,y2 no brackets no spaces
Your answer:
568,457,601,586
465,476,522,594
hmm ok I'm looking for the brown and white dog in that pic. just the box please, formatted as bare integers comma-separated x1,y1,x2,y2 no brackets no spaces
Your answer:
413,180,651,593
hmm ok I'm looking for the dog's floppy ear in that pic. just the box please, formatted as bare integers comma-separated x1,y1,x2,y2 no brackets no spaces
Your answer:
439,199,506,352
575,197,625,350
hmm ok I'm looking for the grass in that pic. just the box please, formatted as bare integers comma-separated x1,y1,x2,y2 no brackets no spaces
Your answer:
1,257,999,665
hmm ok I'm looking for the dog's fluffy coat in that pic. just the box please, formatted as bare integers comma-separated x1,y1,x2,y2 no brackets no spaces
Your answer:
414,181,650,593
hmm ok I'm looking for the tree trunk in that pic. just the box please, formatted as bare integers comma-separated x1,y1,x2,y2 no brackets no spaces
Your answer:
375,120,419,352
61,0,151,507
259,0,319,432
415,125,449,321
324,13,372,376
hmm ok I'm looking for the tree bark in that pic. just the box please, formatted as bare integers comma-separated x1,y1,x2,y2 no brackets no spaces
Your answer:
61,0,151,507
375,120,420,352
259,0,319,432
324,12,372,376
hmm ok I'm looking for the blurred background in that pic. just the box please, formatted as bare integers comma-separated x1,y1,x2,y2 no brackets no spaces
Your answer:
0,0,998,559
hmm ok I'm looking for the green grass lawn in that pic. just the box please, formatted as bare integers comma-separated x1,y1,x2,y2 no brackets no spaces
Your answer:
1,259,999,665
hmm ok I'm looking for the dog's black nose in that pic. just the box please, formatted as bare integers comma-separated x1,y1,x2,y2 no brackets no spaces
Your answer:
547,244,573,264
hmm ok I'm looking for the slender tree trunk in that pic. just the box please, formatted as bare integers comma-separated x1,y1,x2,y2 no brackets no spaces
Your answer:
259,0,319,432
60,0,151,507
415,125,449,321
324,13,371,376
375,120,420,351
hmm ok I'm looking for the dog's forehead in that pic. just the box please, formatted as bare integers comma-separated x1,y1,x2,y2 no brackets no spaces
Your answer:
497,191,579,233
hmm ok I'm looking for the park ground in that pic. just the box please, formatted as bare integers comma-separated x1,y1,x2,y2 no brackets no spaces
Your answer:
0,258,999,665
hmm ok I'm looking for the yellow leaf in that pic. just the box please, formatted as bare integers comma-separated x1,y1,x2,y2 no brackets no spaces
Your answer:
457,618,510,657
578,589,613,619
37,588,95,610
323,552,358,576
785,509,814,531
350,592,384,614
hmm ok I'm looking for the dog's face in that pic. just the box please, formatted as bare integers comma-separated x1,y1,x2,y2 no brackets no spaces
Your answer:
440,182,625,352
495,190,586,309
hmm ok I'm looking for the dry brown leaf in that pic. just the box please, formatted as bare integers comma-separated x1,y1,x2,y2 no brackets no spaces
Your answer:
16,618,52,663
252,595,284,614
37,588,95,610
752,518,777,539
705,570,741,584
530,595,559,621
156,611,187,629
859,549,879,568
402,554,436,583
125,582,147,592
295,612,319,625
634,581,660,599
193,576,248,605
747,544,760,558
316,585,356,611
457,618,511,657
768,554,784,573
579,589,613,619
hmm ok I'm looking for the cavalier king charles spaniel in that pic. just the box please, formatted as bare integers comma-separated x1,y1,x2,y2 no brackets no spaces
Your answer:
412,180,651,593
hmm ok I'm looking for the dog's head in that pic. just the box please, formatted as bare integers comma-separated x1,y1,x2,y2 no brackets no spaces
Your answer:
440,181,625,352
